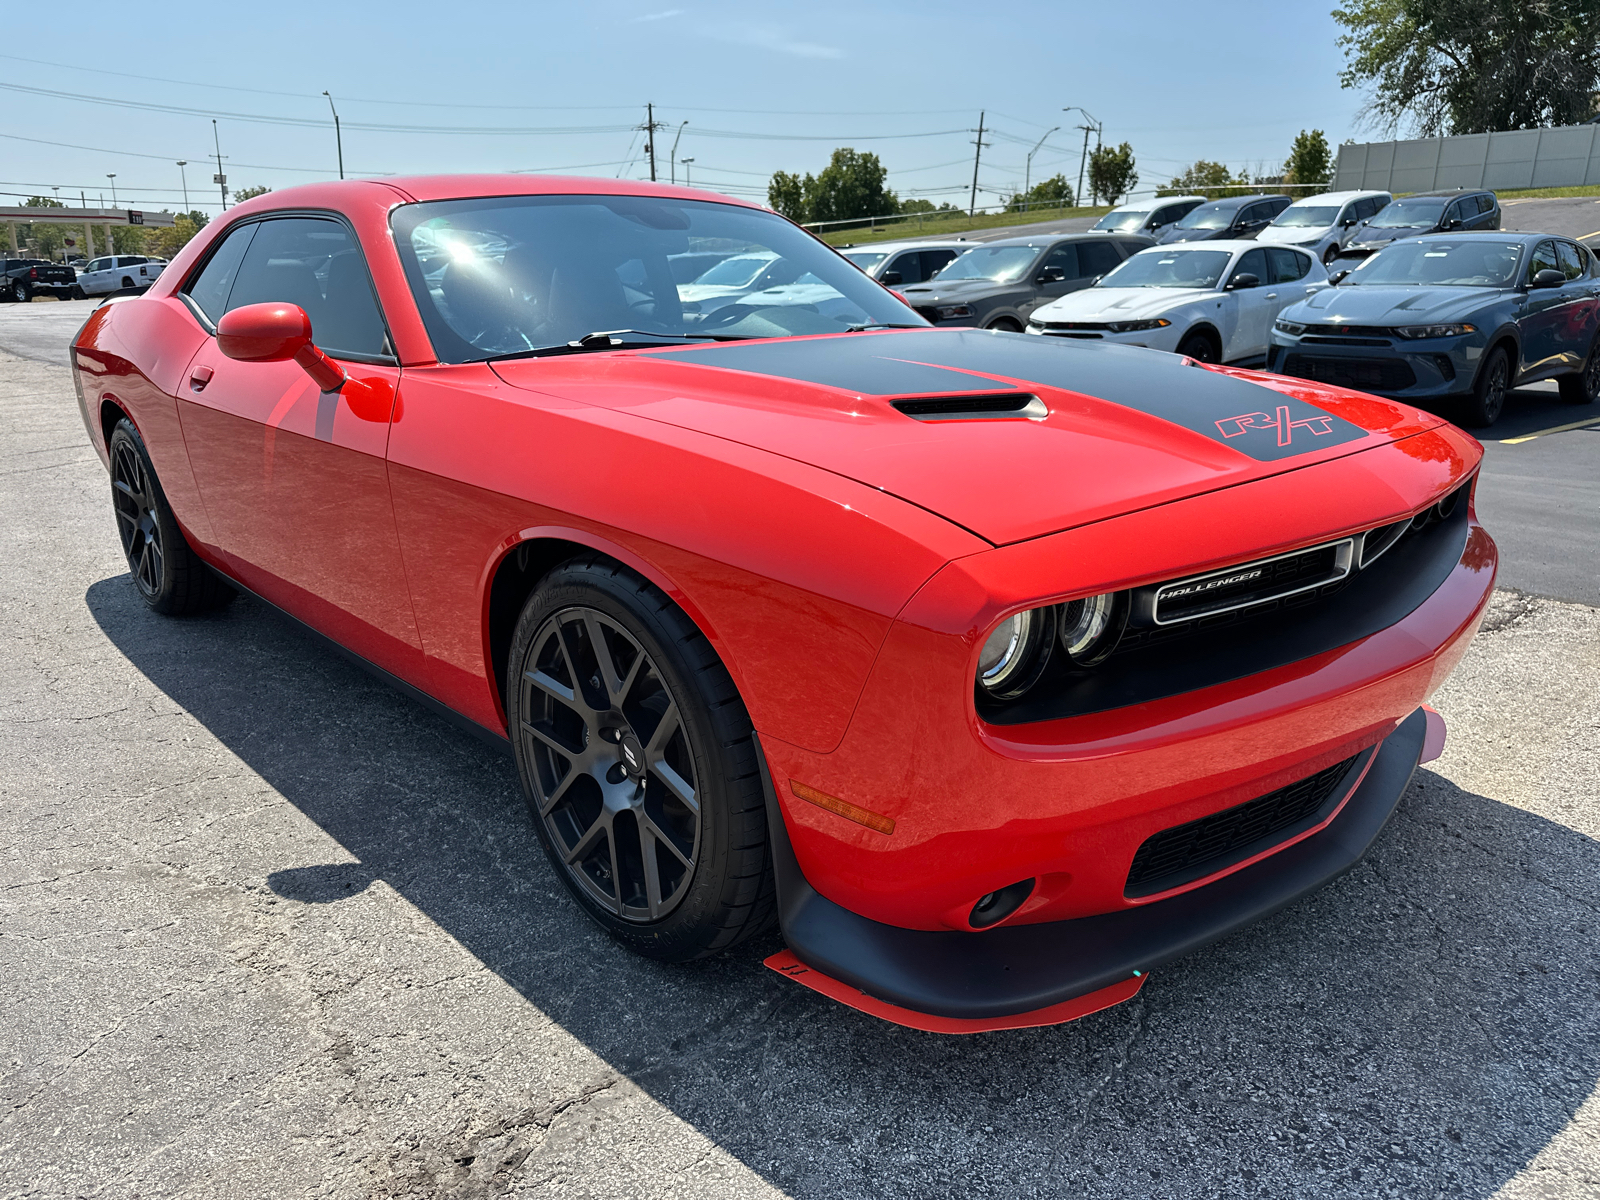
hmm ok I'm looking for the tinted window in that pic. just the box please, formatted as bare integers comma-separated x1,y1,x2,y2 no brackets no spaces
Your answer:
183,222,257,325
1041,243,1079,279
922,249,958,278
1268,247,1311,283
1078,240,1122,278
1232,248,1270,283
884,252,923,284
1477,194,1496,215
226,217,389,358
1556,241,1584,280
1528,240,1560,281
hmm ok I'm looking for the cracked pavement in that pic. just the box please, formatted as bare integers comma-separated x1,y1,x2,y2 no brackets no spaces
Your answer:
2,323,1599,1198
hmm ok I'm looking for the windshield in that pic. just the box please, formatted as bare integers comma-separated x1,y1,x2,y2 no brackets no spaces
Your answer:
936,245,1040,283
1343,240,1523,287
1098,249,1233,289
842,250,889,271
391,195,922,361
1093,210,1150,232
1273,205,1341,229
1367,198,1447,228
1174,203,1235,230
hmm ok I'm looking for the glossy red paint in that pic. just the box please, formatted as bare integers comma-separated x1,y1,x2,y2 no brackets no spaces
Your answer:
216,302,349,394
72,175,1496,1020
763,949,1147,1033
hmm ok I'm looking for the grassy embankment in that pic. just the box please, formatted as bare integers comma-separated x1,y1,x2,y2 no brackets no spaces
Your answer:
818,205,1113,247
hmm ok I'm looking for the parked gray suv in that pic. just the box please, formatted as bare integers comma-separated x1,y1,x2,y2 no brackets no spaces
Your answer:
1335,189,1500,266
896,233,1152,330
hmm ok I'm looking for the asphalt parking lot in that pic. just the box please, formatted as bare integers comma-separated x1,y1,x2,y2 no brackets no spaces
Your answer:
2,298,1599,1199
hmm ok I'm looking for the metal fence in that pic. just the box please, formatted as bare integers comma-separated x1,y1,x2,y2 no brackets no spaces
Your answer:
1334,123,1600,193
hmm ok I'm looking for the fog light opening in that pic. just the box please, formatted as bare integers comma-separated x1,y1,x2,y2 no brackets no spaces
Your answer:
969,878,1037,929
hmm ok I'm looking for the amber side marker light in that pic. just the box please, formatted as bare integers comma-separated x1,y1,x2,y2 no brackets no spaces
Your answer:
790,780,896,835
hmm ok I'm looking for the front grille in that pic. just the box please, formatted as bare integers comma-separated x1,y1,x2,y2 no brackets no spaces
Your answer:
1153,540,1351,625
1301,336,1392,347
1125,755,1360,897
1281,353,1417,392
1299,323,1392,338
1036,320,1111,331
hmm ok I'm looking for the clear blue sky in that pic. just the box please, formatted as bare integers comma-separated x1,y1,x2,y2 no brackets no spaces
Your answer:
2,0,1370,216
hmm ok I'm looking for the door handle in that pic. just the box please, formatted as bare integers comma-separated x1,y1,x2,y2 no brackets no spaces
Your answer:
1266,292,1278,299
189,365,213,392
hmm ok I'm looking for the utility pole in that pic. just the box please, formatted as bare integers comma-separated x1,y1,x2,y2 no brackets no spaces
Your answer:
1024,126,1059,210
643,103,663,182
669,121,688,185
212,120,228,210
323,91,344,179
968,111,988,218
176,161,189,213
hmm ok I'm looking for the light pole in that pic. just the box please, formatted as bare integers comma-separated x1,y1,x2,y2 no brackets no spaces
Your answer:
680,157,694,187
669,121,688,185
176,161,189,212
1062,107,1102,206
212,120,228,210
322,91,344,179
106,174,118,206
1024,126,1060,210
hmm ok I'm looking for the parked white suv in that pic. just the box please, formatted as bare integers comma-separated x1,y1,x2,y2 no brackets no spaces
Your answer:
1089,195,1207,239
1025,241,1329,366
1256,190,1391,264
78,255,166,297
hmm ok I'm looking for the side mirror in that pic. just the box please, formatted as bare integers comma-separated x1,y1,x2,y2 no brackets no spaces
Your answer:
1037,266,1067,284
1227,272,1261,290
216,302,346,392
880,271,903,286
1328,268,1351,285
1341,216,1358,227
1444,218,1463,230
1531,268,1566,289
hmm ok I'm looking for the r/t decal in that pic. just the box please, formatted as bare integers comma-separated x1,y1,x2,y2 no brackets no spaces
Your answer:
1215,405,1335,447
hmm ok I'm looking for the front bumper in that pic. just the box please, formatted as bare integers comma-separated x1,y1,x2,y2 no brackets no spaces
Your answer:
1269,331,1482,399
762,707,1429,1024
1026,323,1182,352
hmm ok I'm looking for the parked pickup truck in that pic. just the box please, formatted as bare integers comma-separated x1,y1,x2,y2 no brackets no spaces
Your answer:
2,258,78,302
77,255,166,298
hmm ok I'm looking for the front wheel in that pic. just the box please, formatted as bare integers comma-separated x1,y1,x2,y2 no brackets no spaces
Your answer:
1460,345,1509,427
1177,330,1220,363
506,557,775,962
11,280,28,303
70,285,85,301
107,419,234,614
1558,339,1600,405
985,317,1023,333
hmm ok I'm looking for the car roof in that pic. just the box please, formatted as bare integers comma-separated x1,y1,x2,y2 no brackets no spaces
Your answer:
1132,239,1300,254
1402,188,1493,199
840,240,974,253
1106,195,1205,211
980,232,1149,248
224,174,766,214
1187,193,1290,211
1410,231,1547,244
1287,190,1390,204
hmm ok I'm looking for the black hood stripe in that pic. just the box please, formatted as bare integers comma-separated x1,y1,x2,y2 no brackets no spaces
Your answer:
653,330,1368,462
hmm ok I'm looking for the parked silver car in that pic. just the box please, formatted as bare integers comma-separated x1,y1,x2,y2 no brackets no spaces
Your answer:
840,240,973,289
1090,195,1207,239
1256,190,1392,264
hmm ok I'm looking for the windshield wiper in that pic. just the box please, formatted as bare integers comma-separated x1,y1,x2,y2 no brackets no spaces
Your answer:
487,329,749,361
843,322,927,332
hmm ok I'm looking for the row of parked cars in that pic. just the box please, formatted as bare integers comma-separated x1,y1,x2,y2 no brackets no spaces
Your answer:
822,185,1582,427
0,253,166,302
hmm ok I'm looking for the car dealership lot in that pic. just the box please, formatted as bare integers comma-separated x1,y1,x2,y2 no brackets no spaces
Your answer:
2,307,1599,1197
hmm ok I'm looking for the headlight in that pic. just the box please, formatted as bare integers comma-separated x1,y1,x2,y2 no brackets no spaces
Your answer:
936,305,974,319
1393,323,1476,339
1104,318,1171,333
977,607,1054,698
1058,592,1129,666
1274,319,1307,335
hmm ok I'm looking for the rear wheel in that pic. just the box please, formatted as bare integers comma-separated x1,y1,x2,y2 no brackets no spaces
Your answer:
120,275,134,289
1177,329,1220,363
506,557,775,962
70,285,85,301
1460,345,1510,427
11,280,28,303
107,419,234,615
1558,339,1600,405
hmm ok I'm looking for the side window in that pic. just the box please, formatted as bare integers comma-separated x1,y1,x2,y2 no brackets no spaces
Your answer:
1477,194,1496,215
225,217,389,358
1041,243,1080,279
1232,248,1270,284
1528,240,1560,281
183,222,258,325
886,252,924,285
921,249,958,279
1556,241,1584,280
1078,240,1123,278
1268,247,1311,283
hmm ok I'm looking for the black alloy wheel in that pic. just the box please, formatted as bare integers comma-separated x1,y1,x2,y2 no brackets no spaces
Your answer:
986,317,1023,333
1558,338,1600,405
507,558,774,961
1178,330,1219,363
1462,345,1509,427
12,280,28,303
106,419,234,615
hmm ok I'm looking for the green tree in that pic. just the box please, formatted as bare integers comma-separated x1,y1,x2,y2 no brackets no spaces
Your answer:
1158,160,1249,198
1283,130,1332,189
148,212,205,260
898,198,958,215
20,197,67,260
1334,0,1600,135
768,170,806,221
1087,143,1139,205
232,185,272,203
1006,174,1075,213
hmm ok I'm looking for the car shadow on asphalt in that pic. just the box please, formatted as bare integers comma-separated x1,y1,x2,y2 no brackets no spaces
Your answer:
86,578,1600,1200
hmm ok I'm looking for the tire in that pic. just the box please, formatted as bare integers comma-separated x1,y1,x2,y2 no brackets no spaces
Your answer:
1177,329,1220,363
1460,345,1510,427
506,556,775,962
120,275,134,289
70,285,85,301
107,419,235,615
1558,339,1600,405
985,317,1023,333
11,280,28,303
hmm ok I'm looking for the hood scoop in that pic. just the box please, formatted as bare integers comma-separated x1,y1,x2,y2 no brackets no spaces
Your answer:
891,392,1048,421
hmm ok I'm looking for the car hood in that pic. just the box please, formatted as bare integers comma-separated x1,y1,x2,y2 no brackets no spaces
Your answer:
1290,285,1504,324
898,277,1016,303
1257,225,1330,245
1032,287,1209,321
1349,225,1429,247
1158,227,1228,244
490,329,1445,545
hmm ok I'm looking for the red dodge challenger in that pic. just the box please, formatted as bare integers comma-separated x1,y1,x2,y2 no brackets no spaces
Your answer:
71,176,1494,1033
